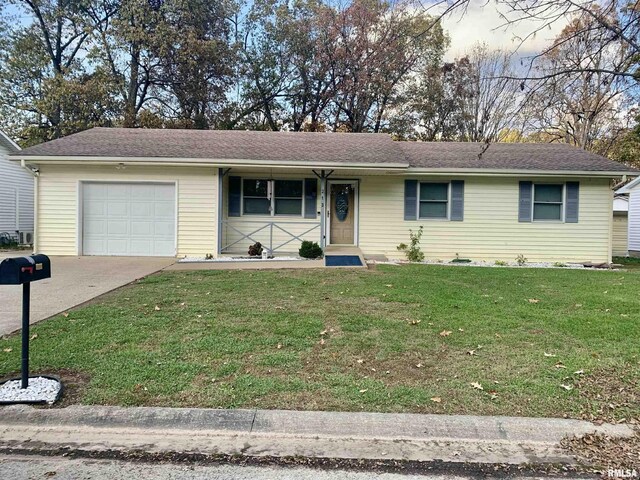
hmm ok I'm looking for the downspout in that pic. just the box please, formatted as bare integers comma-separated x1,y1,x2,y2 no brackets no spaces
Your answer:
21,160,39,253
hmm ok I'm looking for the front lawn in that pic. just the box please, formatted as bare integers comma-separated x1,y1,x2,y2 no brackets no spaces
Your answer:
1,265,638,420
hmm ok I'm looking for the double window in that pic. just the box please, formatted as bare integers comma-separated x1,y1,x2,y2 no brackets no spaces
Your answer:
419,182,449,219
242,179,304,216
533,184,563,221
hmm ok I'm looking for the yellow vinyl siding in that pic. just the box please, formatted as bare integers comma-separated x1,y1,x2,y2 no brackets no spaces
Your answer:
37,165,217,256
358,175,612,263
612,213,628,257
221,172,320,254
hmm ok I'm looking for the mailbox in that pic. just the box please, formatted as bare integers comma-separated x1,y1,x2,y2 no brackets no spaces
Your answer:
0,255,51,285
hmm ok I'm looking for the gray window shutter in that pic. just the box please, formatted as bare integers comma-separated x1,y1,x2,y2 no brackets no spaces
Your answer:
565,181,579,223
518,181,533,222
304,178,317,218
404,180,418,220
228,176,241,217
450,180,464,221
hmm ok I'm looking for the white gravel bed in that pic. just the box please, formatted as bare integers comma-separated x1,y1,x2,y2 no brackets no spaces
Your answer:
179,256,303,263
0,376,61,404
368,260,600,270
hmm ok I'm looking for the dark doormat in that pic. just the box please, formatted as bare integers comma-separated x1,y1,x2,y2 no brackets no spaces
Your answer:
325,255,363,267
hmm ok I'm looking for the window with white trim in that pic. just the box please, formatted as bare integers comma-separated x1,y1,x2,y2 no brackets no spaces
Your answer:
419,182,449,219
533,184,563,221
242,179,303,216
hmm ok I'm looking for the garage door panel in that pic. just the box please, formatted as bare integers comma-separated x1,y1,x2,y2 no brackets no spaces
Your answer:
131,221,153,236
84,219,106,235
131,202,153,217
83,183,175,256
154,221,174,236
130,239,153,255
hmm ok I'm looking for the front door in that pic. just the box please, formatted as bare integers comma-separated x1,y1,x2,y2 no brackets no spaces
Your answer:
329,182,356,245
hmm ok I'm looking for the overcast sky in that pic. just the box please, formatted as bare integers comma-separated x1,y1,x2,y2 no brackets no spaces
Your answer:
437,0,569,61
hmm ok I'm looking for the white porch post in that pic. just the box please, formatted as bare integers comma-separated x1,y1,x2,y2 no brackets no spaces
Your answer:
320,170,326,248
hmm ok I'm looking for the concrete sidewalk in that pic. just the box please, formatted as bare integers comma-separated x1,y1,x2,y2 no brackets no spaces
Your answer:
0,405,633,466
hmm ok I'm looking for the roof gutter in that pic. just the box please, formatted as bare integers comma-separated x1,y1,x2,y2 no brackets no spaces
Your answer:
406,168,637,178
8,155,409,170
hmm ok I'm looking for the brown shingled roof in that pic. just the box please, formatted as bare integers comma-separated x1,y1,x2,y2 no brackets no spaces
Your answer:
14,127,636,173
398,141,633,172
16,128,402,165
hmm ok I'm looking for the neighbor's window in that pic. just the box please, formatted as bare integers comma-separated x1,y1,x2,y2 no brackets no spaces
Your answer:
419,182,449,219
242,179,303,216
274,180,303,215
533,184,563,221
243,179,270,215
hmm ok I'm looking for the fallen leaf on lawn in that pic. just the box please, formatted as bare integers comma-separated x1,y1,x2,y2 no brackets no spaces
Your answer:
319,338,325,345
471,382,483,390
495,333,502,338
574,369,585,375
415,363,423,368
621,314,629,317
385,284,393,288
603,291,608,294
276,343,282,349
458,328,464,332
197,314,202,318
560,384,573,391
62,312,69,318
439,330,452,337
544,352,556,357
575,303,582,307
466,350,476,356
359,389,368,394
356,359,364,364
528,298,540,304
430,397,442,403
320,330,328,335
30,334,38,340
410,319,421,325
555,362,566,369
2,348,12,353
275,306,284,310
154,305,160,311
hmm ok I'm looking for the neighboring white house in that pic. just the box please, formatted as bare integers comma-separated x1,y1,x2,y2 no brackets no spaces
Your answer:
612,194,629,257
617,177,640,257
0,130,34,245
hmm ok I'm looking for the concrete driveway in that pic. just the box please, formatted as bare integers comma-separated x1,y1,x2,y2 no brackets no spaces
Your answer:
0,256,175,336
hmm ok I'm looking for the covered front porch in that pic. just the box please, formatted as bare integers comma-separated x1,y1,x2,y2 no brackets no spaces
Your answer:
216,167,374,257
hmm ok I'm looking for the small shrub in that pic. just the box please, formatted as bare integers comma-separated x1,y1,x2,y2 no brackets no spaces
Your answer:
494,260,508,266
248,242,263,256
205,253,214,260
516,254,527,266
553,262,567,268
299,240,323,259
451,252,472,263
397,226,424,262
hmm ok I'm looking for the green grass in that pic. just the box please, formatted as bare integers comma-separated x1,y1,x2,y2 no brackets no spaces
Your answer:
614,256,640,270
1,265,639,420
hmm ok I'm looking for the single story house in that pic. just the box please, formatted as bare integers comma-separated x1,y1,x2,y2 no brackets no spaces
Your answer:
0,130,34,245
616,177,640,257
612,193,629,257
10,127,637,262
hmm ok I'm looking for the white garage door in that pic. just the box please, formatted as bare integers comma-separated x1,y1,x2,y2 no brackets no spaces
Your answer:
82,183,176,256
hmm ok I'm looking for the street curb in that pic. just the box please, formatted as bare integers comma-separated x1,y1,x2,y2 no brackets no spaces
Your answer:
0,405,634,467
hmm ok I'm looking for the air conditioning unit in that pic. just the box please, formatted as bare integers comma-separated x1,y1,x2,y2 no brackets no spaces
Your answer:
18,231,34,245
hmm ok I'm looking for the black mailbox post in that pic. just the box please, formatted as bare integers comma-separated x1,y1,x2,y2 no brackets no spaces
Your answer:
0,255,51,389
